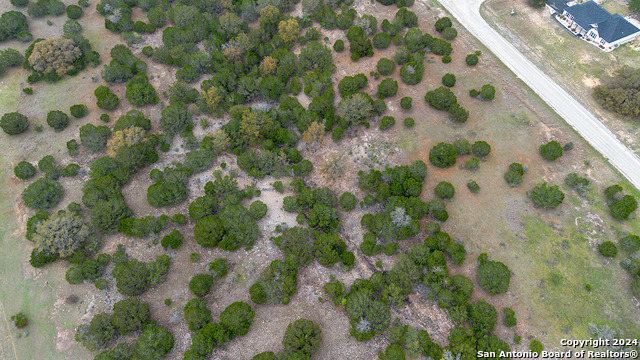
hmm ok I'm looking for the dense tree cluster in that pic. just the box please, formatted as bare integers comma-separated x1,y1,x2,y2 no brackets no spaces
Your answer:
25,34,99,82
357,161,433,254
112,245,170,296
192,172,260,250
604,184,638,220
593,66,640,118
183,300,255,358
424,86,469,122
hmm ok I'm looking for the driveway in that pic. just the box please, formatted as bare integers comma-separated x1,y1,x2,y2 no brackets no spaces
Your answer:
435,0,640,190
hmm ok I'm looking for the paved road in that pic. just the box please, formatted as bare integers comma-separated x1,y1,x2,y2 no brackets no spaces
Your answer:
435,0,640,190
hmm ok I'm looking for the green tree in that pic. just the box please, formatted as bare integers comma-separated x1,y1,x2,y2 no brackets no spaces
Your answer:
0,11,29,42
435,17,453,32
184,298,212,332
377,58,395,76
220,301,255,338
468,300,497,337
22,177,64,210
94,85,119,110
377,78,398,99
75,312,116,351
1,112,29,134
135,325,174,360
465,53,479,66
434,181,455,199
111,299,151,335
598,241,618,257
480,84,496,100
528,182,564,209
539,140,563,161
476,253,511,295
80,124,111,153
442,73,456,87
189,274,215,297
472,141,491,158
32,210,90,258
14,161,36,179
338,93,373,124
503,307,517,327
429,142,457,168
425,86,457,110
47,110,70,131
610,195,638,220
529,0,548,8
283,319,322,356
90,198,133,233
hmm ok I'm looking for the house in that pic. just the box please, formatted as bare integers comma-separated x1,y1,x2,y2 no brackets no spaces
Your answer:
547,0,640,51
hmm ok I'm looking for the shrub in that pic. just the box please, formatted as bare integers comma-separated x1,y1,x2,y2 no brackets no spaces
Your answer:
14,161,36,179
1,112,29,135
220,302,255,338
379,116,395,131
610,195,638,220
283,319,322,356
435,17,453,32
11,313,28,328
377,58,395,76
80,124,111,153
565,173,590,197
404,117,415,127
249,200,268,220
161,230,183,249
465,157,479,170
442,73,456,87
22,177,63,209
425,86,457,111
183,298,211,332
208,258,228,277
400,97,413,110
472,141,491,158
66,4,82,19
528,182,564,209
94,85,119,110
126,73,158,107
530,340,544,354
442,27,458,40
22,87,33,94
598,241,618,257
620,234,640,253
477,253,511,295
189,274,214,297
373,33,392,49
503,307,517,327
467,180,480,193
504,163,524,187
377,78,398,99
0,11,29,42
429,142,457,168
465,54,479,66
47,110,69,131
333,39,344,52
339,192,357,212
480,84,496,100
434,181,455,199
539,140,563,161
70,104,88,118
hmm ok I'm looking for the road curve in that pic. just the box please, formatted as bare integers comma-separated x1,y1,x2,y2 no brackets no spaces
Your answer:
435,0,640,190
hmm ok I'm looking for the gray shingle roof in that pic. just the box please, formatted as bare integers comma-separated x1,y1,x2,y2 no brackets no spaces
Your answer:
547,0,570,13
564,1,610,30
564,1,640,43
597,14,640,43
